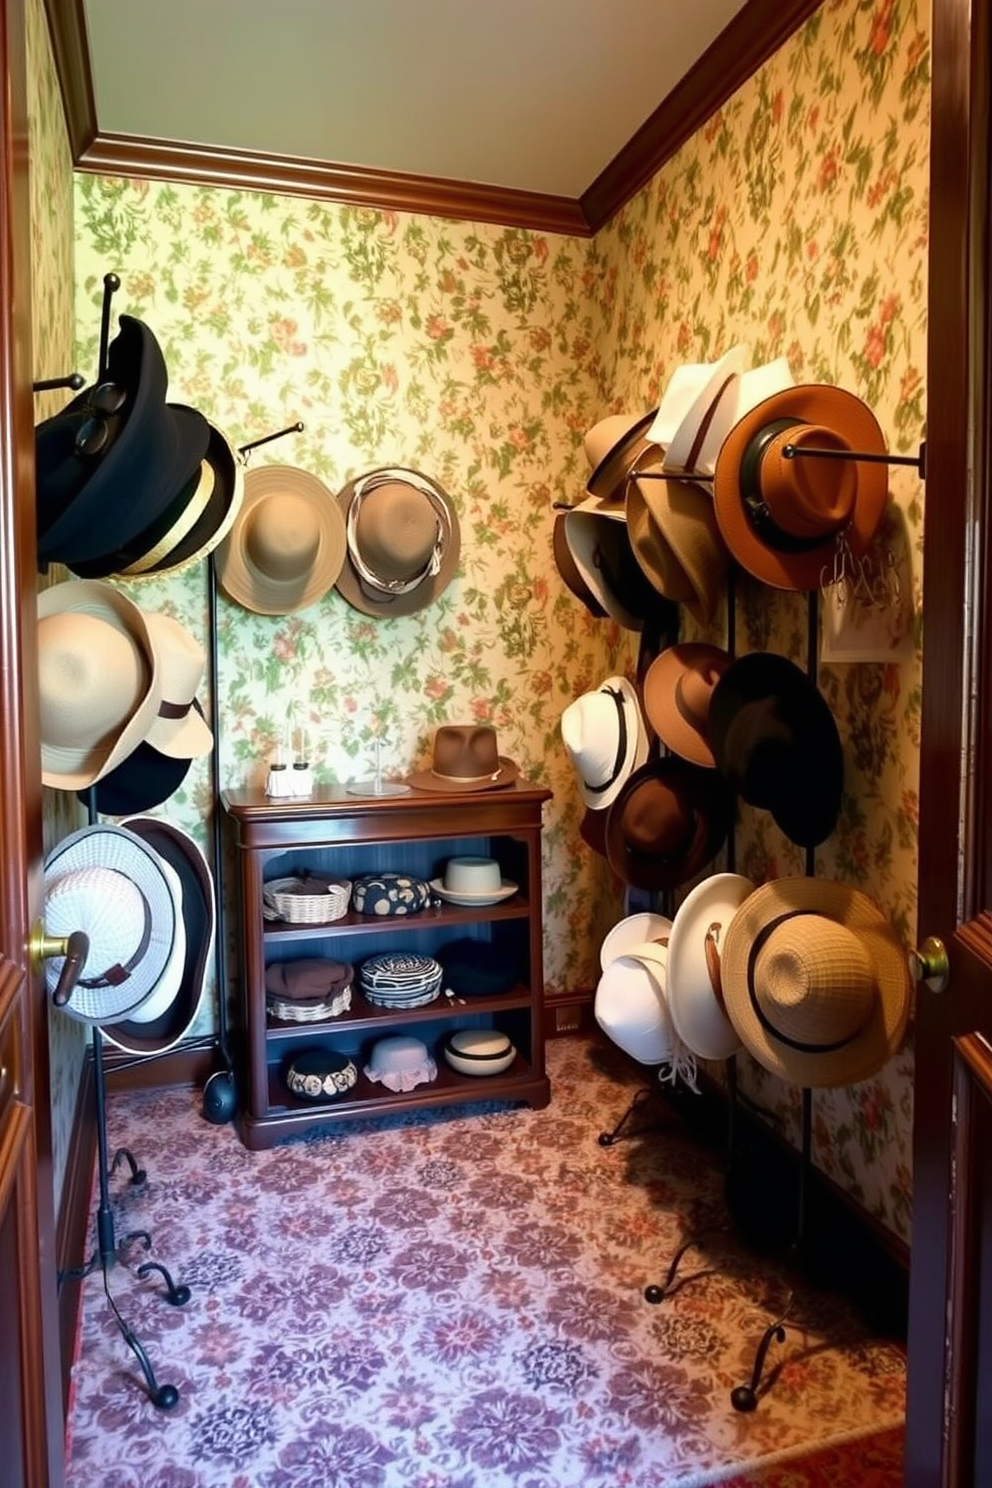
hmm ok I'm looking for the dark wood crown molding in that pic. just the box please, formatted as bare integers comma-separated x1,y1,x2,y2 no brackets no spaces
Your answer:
45,0,823,234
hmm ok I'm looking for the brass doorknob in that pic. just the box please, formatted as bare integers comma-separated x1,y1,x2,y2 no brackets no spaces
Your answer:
909,935,949,993
29,920,90,1007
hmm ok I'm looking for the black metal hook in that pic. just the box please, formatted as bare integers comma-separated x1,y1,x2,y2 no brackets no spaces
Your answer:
33,373,85,394
237,421,305,459
782,439,926,477
98,273,121,382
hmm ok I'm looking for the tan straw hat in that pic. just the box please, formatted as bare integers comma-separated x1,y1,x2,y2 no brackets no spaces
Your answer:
643,642,733,767
215,463,346,615
584,409,657,500
720,875,912,1088
141,611,213,759
38,580,162,792
335,467,460,618
406,724,518,793
626,448,730,623
713,384,889,592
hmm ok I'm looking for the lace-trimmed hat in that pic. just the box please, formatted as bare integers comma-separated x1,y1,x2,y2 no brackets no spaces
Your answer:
335,467,460,617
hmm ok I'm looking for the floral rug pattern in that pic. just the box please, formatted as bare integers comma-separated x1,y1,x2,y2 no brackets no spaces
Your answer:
65,1039,905,1487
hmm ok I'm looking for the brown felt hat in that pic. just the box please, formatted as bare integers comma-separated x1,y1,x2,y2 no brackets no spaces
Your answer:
406,724,518,793
625,448,730,624
720,875,911,1088
643,642,733,768
583,409,656,499
264,958,354,1002
605,757,732,892
713,384,889,592
335,466,460,618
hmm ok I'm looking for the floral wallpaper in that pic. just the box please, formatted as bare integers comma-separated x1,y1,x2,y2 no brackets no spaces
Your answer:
26,0,88,1211
61,0,928,1243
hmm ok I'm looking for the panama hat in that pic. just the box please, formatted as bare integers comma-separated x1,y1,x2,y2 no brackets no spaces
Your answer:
335,466,460,618
713,384,889,592
666,873,756,1060
406,724,518,793
660,354,794,485
135,612,212,759
583,409,657,499
720,875,911,1088
38,580,162,792
42,823,179,1023
560,675,648,810
709,652,844,848
215,463,346,615
100,817,215,1055
625,449,730,623
35,316,210,570
648,346,747,470
100,421,245,580
643,643,733,767
605,757,732,892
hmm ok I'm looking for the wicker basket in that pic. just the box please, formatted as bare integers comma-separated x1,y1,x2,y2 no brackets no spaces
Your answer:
262,875,352,924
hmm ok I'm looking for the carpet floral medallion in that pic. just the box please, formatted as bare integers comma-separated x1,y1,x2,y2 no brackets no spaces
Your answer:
64,1037,905,1487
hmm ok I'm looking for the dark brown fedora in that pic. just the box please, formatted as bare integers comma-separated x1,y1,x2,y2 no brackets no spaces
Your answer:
605,757,732,891
406,724,518,793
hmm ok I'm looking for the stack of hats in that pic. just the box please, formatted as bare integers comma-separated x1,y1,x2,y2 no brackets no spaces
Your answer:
37,579,214,812
358,952,443,1008
35,315,243,581
265,958,354,1023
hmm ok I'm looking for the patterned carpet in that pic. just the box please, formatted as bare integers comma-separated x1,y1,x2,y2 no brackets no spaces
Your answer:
64,1036,905,1487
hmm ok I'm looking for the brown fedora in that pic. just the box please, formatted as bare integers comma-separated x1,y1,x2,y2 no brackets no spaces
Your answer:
643,643,733,767
625,448,730,623
720,875,911,1088
215,463,346,614
335,467,460,618
406,724,518,793
584,409,656,499
605,757,732,892
713,384,889,592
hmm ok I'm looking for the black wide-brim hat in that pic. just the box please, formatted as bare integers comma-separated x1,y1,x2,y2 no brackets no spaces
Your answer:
35,316,210,569
100,816,214,1056
74,699,206,817
605,756,732,892
708,651,844,847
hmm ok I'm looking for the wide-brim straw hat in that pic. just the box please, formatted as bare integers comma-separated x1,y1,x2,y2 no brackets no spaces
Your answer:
406,724,518,793
43,823,179,1023
648,345,747,469
708,651,844,848
105,420,245,581
139,611,212,759
666,872,756,1060
35,316,211,570
38,579,162,792
584,410,657,500
561,675,648,810
215,463,346,615
335,466,460,618
720,875,912,1088
713,384,889,592
643,642,733,767
101,817,215,1056
605,757,732,892
626,448,730,623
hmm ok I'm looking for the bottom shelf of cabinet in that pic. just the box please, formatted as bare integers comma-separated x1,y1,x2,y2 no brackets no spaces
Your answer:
237,1057,551,1150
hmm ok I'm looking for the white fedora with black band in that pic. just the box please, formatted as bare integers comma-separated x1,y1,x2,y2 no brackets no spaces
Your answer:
38,579,163,792
560,676,648,811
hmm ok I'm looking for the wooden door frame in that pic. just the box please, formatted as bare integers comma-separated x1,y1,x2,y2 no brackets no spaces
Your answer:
0,0,66,1481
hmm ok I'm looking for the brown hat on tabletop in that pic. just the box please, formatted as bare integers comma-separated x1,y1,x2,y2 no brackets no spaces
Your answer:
583,409,657,500
335,467,460,618
719,875,912,1088
604,756,733,892
712,384,889,592
643,642,733,767
406,724,518,793
215,463,346,614
625,449,730,624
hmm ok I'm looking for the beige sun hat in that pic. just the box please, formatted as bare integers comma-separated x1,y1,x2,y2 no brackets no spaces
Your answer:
38,580,163,792
583,409,657,499
141,611,213,759
335,466,460,618
215,463,346,615
649,345,748,470
720,875,912,1088
625,449,730,623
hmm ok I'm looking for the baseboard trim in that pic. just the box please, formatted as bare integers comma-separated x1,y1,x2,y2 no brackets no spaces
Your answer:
103,1041,215,1094
56,1057,95,1416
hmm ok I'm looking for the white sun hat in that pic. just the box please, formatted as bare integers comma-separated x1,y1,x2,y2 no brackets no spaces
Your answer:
561,676,649,810
43,823,178,1022
666,355,795,483
665,872,756,1060
599,911,672,972
647,346,748,458
594,938,697,1085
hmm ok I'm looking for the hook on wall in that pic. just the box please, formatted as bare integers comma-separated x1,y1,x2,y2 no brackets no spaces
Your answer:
237,421,305,465
33,373,85,394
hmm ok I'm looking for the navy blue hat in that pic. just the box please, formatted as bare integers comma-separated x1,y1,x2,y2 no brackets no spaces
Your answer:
438,938,519,997
36,316,210,569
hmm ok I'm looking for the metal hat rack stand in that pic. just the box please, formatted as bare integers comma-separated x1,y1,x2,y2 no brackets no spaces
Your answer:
48,274,189,1412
